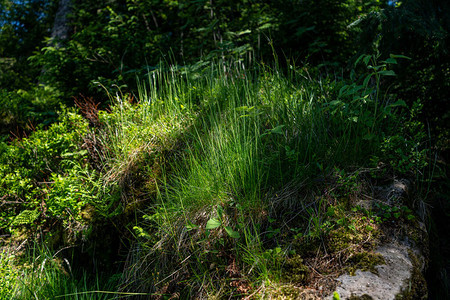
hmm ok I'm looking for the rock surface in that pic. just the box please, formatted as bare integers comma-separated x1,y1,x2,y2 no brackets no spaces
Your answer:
328,241,421,299
326,179,428,299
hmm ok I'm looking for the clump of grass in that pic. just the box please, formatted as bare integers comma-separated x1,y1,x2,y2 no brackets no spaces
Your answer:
114,58,409,297
0,55,428,298
3,243,122,299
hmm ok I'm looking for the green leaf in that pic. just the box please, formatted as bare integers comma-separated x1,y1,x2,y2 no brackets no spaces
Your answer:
295,26,315,37
216,205,224,220
355,54,369,67
383,58,397,64
338,86,346,98
235,106,251,111
333,291,341,300
329,100,343,106
389,100,407,107
326,207,335,217
224,226,240,239
363,74,372,87
11,210,40,227
186,220,199,231
236,29,251,36
258,23,273,30
390,54,411,60
379,70,396,76
206,218,221,230
271,125,285,135
363,55,371,65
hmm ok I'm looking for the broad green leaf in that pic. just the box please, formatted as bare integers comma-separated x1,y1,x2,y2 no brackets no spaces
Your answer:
224,226,240,239
363,74,372,87
355,55,363,66
258,23,273,30
379,70,396,76
329,100,343,106
338,85,348,98
384,57,397,64
236,106,250,111
348,85,363,95
271,125,285,135
206,218,221,230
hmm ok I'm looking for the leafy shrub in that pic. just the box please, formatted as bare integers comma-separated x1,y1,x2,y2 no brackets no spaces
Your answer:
0,109,97,231
0,251,18,298
0,86,62,138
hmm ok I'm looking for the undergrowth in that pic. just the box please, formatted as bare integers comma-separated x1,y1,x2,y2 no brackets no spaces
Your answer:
0,57,431,298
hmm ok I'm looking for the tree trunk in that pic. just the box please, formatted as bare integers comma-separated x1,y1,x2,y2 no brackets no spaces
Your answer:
51,0,71,43
40,0,71,82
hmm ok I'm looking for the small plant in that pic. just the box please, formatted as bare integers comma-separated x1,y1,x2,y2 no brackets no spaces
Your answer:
205,205,241,239
374,203,415,222
333,291,341,300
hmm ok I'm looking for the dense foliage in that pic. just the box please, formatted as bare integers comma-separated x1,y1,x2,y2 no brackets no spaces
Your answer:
0,0,448,298
1,0,387,133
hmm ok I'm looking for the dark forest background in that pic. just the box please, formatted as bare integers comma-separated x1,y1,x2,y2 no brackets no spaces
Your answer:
1,0,448,145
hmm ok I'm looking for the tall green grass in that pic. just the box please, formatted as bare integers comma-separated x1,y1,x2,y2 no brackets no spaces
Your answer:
110,59,404,297
1,244,121,300
0,56,429,298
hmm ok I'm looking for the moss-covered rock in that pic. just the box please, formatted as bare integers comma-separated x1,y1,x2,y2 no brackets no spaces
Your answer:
345,252,385,276
395,250,428,299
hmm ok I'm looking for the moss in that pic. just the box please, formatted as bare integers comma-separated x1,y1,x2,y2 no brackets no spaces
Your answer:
282,254,309,284
265,284,318,300
395,250,428,299
292,236,321,257
327,227,354,253
80,203,96,222
273,285,302,299
405,220,429,262
345,252,385,276
326,211,381,256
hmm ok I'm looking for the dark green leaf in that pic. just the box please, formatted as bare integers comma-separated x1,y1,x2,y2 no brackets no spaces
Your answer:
379,70,396,76
271,125,285,135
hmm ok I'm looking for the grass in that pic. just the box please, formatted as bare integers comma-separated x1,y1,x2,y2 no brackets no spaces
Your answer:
111,59,407,297
1,58,429,298
1,244,122,300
